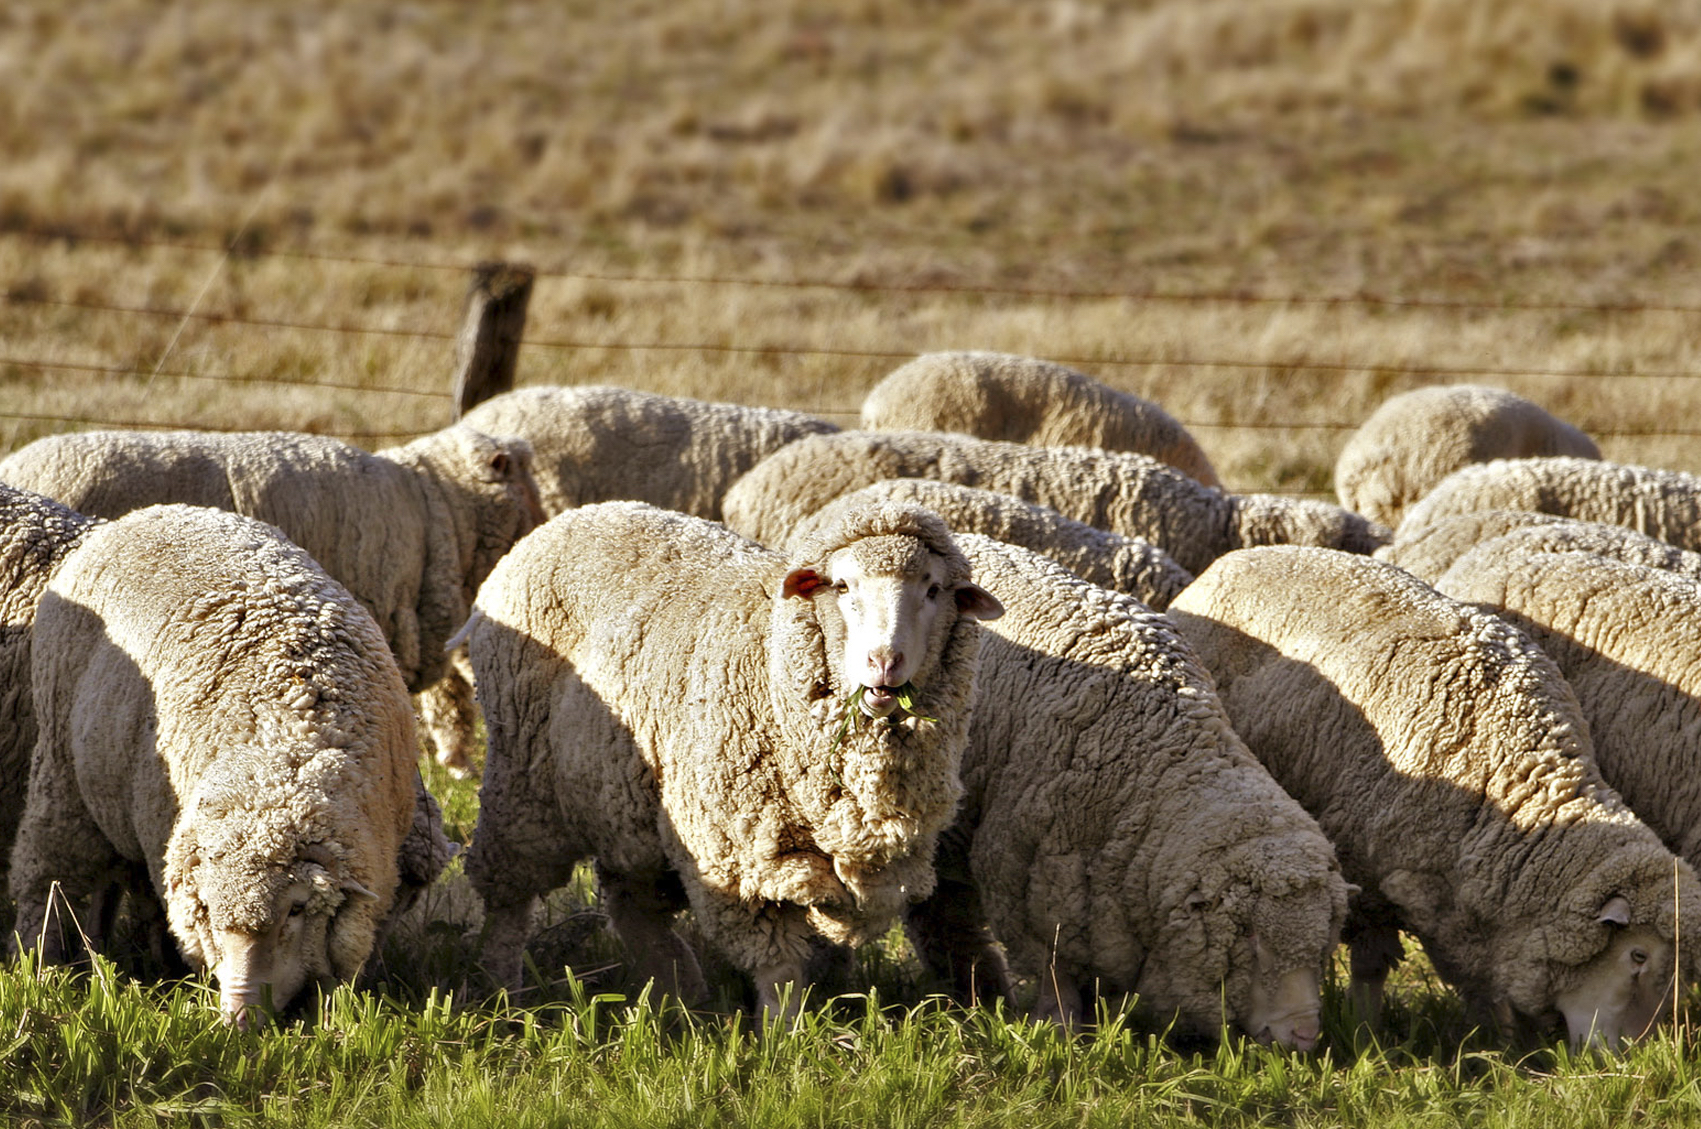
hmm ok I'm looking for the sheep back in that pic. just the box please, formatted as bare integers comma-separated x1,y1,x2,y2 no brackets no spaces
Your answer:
1167,545,1697,1031
1334,384,1599,529
788,478,1194,609
0,483,101,885
1435,542,1701,868
1396,456,1701,551
459,384,839,519
861,351,1219,486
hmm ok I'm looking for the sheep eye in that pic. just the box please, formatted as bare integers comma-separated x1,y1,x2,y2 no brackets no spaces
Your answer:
288,901,307,919
1631,948,1649,966
832,580,848,594
926,584,941,600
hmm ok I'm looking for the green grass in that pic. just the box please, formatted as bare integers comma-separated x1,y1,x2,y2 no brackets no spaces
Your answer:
8,951,1701,1128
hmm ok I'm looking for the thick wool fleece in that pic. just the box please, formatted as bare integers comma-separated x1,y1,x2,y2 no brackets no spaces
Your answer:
910,535,1347,1039
1334,384,1599,529
10,505,417,982
1387,512,1701,585
1396,456,1701,550
0,424,543,693
789,478,1194,610
1436,544,1701,872
860,351,1220,486
463,500,986,985
722,430,1387,573
460,383,839,519
0,483,101,886
1168,546,1701,1026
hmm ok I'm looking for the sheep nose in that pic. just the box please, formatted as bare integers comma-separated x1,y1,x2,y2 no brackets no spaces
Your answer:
868,652,904,687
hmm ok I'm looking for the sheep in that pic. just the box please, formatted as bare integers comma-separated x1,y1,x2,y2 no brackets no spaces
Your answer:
9,504,421,1028
721,429,1388,575
458,383,840,519
1381,510,1701,585
1435,542,1701,872
0,483,101,894
1395,456,1701,551
459,499,1002,1015
787,478,1194,610
0,424,546,774
1333,384,1599,529
1166,546,1701,1048
860,351,1220,486
902,534,1348,1048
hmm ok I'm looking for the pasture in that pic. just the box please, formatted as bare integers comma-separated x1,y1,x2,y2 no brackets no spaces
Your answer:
7,0,1701,1124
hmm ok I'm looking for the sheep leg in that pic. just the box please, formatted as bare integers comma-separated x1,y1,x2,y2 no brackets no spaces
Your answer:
1035,963,1084,1029
596,864,707,1006
905,875,1012,1007
478,896,538,992
414,655,480,779
1346,923,1405,1029
8,761,122,965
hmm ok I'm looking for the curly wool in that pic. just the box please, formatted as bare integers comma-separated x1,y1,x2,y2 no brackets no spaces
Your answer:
10,505,419,985
909,535,1348,1039
723,430,1387,573
463,499,987,987
460,384,839,519
860,351,1220,486
1334,384,1599,529
1396,456,1701,549
1167,545,1701,1026
1436,542,1701,874
0,483,101,886
1384,511,1701,585
788,478,1194,610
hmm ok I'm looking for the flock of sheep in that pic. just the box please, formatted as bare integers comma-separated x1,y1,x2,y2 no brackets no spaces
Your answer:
2,350,1699,1052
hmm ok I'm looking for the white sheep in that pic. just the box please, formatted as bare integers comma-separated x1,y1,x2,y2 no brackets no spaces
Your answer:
1435,542,1701,871
1167,546,1701,1048
459,499,1002,1015
903,534,1348,1047
459,383,840,519
0,424,546,774
1334,384,1599,529
1381,510,1701,586
9,505,421,1027
1396,456,1701,550
861,351,1220,486
0,483,101,895
788,478,1194,609
722,429,1388,575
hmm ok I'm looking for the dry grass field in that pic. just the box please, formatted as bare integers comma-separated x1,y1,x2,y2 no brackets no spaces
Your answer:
6,0,1701,493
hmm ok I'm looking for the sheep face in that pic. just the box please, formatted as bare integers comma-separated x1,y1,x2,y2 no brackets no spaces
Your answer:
783,534,1001,717
1242,939,1324,1051
1549,904,1673,1050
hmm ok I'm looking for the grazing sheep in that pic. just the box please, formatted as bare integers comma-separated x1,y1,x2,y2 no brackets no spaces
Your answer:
10,505,421,1027
861,351,1219,486
788,478,1193,609
1396,456,1701,551
459,383,840,519
722,430,1387,574
460,500,1002,1015
1167,546,1700,1048
1436,543,1701,871
0,483,101,892
904,535,1348,1047
1334,385,1599,529
0,424,546,775
1382,510,1701,585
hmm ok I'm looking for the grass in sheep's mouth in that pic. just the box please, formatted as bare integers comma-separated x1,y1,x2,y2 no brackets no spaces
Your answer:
828,682,936,755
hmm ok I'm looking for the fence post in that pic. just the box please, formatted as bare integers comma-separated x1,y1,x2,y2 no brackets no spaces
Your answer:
451,260,535,419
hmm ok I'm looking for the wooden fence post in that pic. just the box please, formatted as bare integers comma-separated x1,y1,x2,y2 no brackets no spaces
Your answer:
451,260,535,419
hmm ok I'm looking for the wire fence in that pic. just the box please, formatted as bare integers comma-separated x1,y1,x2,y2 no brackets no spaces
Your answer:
6,226,1701,455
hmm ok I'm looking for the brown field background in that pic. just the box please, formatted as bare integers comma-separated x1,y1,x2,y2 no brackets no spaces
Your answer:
6,0,1701,494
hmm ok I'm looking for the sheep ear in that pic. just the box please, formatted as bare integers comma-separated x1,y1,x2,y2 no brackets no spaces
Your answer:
784,568,826,599
954,583,1004,621
1598,895,1632,927
342,878,379,903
